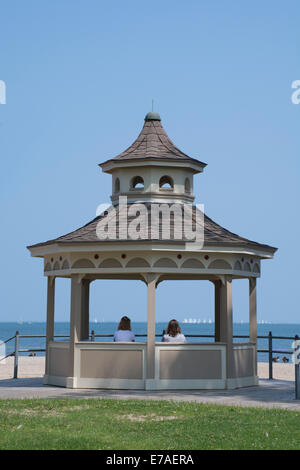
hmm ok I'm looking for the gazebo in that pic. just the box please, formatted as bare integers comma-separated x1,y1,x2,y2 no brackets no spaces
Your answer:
28,111,276,390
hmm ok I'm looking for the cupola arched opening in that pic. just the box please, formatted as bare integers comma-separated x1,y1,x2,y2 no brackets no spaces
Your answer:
131,176,144,190
159,175,173,189
184,177,191,194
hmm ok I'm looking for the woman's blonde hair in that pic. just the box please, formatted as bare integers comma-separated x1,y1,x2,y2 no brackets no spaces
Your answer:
118,316,131,331
166,319,181,337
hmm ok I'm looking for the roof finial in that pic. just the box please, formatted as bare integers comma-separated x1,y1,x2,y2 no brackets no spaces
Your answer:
144,102,161,121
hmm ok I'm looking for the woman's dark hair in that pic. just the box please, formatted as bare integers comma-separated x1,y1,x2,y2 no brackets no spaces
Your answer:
118,316,131,331
166,319,181,337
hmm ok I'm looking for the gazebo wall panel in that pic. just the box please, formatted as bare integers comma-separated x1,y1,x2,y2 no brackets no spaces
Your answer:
232,345,255,378
159,349,222,380
48,344,71,377
80,349,144,379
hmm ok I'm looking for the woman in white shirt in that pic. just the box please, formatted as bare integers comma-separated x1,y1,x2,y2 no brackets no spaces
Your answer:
162,319,186,343
114,316,135,342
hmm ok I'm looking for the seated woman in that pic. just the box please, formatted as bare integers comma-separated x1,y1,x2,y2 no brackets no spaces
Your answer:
114,316,135,342
162,319,186,343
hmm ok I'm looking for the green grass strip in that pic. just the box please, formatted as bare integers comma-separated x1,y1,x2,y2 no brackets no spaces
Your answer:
0,398,299,450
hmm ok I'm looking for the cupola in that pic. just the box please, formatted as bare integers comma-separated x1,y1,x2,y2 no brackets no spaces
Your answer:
99,111,207,205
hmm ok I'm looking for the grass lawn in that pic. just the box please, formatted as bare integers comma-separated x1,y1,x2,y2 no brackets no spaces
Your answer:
0,398,299,450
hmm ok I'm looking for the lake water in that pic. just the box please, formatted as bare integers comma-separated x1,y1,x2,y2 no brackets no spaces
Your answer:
1,322,299,363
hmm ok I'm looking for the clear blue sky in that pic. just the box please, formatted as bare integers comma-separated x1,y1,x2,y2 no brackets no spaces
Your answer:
0,0,299,323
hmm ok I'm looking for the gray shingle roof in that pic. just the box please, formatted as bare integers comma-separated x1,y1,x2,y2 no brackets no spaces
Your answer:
100,117,206,167
27,204,277,254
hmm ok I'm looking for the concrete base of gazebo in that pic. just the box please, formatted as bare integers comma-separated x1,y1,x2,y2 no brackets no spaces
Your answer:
44,340,258,390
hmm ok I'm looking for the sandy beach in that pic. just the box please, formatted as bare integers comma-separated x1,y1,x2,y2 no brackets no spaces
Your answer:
0,357,296,382
0,357,46,379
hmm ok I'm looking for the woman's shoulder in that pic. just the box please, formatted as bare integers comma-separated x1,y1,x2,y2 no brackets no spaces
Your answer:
174,333,186,342
163,333,186,342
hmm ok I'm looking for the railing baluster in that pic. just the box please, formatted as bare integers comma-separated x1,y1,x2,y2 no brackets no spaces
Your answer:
268,331,273,380
295,334,300,400
13,331,19,379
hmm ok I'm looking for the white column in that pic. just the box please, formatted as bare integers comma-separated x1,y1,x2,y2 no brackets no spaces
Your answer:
219,277,234,378
70,276,83,344
45,276,55,376
81,279,91,341
249,277,257,376
214,280,221,342
69,275,85,380
146,274,158,380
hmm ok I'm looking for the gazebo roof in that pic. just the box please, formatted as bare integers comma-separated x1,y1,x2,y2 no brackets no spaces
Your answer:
27,204,277,255
27,111,277,259
99,112,206,171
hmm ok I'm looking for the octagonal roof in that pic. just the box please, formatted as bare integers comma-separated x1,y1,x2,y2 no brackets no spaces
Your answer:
27,204,277,257
100,112,206,171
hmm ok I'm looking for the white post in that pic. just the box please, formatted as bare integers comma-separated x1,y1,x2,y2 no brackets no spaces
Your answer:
69,275,84,382
81,279,91,341
249,277,257,376
146,274,158,380
45,276,55,377
214,280,221,342
219,277,234,379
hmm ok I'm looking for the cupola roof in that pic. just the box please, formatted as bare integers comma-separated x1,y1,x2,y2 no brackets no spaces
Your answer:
100,112,206,172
